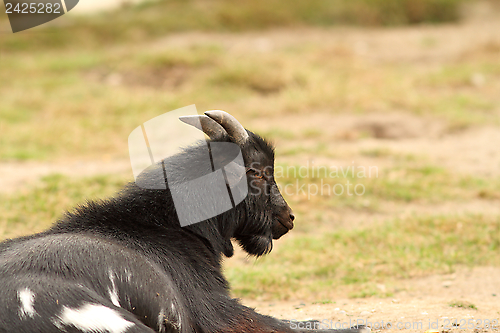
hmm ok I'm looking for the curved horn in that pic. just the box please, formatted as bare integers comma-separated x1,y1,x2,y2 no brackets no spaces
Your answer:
204,110,249,145
179,115,226,141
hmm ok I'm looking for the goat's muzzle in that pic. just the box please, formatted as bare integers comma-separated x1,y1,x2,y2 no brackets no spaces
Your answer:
272,212,295,239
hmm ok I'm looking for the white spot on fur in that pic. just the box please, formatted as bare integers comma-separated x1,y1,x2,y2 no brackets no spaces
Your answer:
171,303,182,330
125,294,132,308
52,303,134,333
124,269,132,283
18,288,36,319
158,309,165,331
108,270,120,307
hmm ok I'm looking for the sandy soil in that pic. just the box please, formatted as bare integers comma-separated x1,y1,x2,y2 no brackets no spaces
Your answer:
243,266,500,333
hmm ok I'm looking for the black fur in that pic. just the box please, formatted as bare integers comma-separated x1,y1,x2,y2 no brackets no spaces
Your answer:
0,128,364,333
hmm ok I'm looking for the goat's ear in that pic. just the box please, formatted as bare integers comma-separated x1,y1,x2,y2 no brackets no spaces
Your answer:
224,161,246,187
223,239,234,257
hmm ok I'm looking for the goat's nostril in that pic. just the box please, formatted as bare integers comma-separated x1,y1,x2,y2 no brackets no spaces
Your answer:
289,213,295,221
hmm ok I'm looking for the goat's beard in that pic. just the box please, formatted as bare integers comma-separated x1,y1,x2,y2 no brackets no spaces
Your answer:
236,234,273,257
234,210,274,257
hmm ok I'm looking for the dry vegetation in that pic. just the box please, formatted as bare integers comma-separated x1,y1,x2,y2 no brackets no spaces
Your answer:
1,1,500,327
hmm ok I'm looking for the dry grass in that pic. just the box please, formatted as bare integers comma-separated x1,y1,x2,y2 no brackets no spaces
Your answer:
0,0,466,51
2,32,500,160
1,0,500,301
227,213,500,300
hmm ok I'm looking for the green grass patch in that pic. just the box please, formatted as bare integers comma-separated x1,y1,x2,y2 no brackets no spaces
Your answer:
449,300,478,310
210,63,290,95
0,0,466,52
0,174,129,240
275,163,500,214
225,214,500,300
1,171,499,301
1,27,499,161
312,300,336,305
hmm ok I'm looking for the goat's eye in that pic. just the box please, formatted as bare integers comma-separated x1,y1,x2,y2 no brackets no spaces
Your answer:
246,168,264,179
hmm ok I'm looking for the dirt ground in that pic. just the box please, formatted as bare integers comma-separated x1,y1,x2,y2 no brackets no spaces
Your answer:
243,266,500,333
2,5,500,331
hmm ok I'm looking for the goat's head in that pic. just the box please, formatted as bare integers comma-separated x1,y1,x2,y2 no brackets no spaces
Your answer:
180,111,294,256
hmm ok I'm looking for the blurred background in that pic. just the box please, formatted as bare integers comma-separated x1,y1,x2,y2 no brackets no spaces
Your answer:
1,0,500,328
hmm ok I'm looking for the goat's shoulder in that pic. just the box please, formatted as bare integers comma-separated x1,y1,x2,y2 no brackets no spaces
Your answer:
1,233,158,276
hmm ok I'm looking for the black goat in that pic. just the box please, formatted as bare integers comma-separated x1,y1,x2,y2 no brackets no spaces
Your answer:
0,111,367,333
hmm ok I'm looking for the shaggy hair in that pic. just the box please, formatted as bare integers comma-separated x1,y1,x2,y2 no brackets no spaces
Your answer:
0,123,361,333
